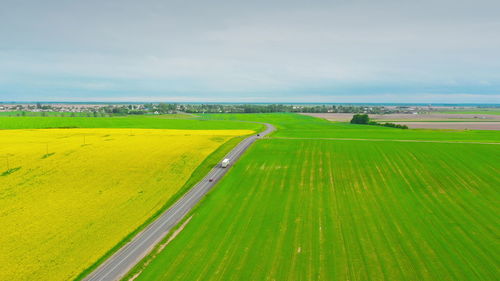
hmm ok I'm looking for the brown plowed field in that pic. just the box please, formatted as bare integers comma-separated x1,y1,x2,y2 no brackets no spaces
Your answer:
302,113,500,130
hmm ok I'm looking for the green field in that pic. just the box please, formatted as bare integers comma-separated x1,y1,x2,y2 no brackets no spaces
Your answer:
132,139,499,281
0,116,263,131
0,111,125,117
201,113,500,142
0,111,198,118
0,111,91,117
128,113,500,281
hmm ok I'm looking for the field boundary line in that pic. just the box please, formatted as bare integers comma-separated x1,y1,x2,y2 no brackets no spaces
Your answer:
267,137,500,145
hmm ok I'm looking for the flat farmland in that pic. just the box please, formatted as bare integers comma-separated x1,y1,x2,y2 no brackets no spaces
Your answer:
0,128,252,281
201,113,500,142
301,112,500,122
0,115,263,131
434,110,500,116
300,113,500,130
133,139,499,281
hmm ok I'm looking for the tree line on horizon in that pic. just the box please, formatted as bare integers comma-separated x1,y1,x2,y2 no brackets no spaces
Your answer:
2,103,413,116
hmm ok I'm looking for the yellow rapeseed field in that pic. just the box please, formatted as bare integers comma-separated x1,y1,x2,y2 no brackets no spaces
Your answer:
0,128,252,281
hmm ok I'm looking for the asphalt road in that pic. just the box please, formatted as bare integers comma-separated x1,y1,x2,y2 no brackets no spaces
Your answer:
83,123,275,281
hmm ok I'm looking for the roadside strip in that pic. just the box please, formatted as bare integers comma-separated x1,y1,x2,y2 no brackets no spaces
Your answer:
83,123,275,281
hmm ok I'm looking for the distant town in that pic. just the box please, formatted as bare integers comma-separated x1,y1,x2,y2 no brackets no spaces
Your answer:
1,102,496,116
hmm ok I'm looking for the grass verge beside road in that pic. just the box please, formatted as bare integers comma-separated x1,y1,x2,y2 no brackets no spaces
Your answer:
0,128,254,281
75,133,249,281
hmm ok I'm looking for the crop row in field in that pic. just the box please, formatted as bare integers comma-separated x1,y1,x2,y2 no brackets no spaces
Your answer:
0,128,253,281
132,139,500,281
200,113,500,142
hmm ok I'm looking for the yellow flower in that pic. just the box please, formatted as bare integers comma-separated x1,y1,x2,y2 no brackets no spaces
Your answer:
0,128,252,281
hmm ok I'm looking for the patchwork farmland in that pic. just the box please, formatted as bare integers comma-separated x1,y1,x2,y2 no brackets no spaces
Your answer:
201,113,500,142
0,112,498,281
2,0,499,278
0,128,253,281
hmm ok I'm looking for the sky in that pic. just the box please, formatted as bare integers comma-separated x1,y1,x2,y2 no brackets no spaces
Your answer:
1,0,499,103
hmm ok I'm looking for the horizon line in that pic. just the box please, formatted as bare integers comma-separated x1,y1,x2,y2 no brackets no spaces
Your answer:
1,101,500,106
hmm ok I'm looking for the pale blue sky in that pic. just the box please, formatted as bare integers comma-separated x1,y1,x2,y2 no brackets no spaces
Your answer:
1,0,499,103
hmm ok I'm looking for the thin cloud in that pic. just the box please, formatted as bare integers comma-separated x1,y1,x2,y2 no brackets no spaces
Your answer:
0,0,499,102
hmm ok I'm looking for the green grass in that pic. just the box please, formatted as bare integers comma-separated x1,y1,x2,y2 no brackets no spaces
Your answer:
179,136,246,191
0,111,114,117
0,116,263,131
124,113,197,119
133,139,499,281
0,111,195,118
1,167,21,176
200,113,500,142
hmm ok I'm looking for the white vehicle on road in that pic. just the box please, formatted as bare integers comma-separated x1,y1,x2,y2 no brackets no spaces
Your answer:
83,123,275,281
